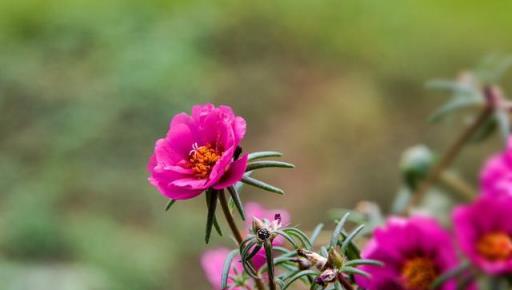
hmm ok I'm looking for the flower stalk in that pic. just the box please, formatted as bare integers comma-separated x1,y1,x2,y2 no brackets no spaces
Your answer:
407,86,496,214
218,190,266,290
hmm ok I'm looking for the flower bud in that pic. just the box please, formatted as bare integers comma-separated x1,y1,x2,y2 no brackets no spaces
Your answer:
256,228,271,242
327,248,344,269
314,269,337,285
291,257,312,270
400,145,434,190
252,217,266,233
297,249,327,270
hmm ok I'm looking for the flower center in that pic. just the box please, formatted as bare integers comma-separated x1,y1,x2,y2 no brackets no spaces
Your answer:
188,144,221,178
401,257,438,290
477,232,512,261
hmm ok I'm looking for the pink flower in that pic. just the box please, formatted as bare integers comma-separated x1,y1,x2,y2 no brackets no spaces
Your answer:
453,195,512,275
148,104,248,200
480,136,512,197
356,216,466,290
201,248,251,290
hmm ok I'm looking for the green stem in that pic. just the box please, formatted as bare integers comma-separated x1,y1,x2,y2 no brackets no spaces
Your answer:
218,190,266,290
407,87,495,214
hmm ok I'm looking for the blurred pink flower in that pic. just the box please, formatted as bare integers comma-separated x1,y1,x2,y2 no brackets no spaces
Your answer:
148,104,248,200
453,195,512,275
201,247,250,290
356,216,465,290
480,136,512,197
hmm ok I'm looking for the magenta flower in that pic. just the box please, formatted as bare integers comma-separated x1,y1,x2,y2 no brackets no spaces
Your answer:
356,216,462,290
453,194,512,275
201,248,251,290
480,136,512,197
147,104,248,200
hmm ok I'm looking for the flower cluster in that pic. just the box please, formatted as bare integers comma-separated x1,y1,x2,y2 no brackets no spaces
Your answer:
147,77,512,290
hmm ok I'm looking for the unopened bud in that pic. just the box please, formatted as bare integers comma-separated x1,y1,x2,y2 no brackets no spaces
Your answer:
400,145,434,190
252,217,265,233
297,249,327,270
315,269,337,285
256,228,271,242
327,249,344,269
291,257,312,270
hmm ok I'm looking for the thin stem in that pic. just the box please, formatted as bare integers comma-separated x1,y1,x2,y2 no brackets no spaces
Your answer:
439,171,475,201
218,190,266,290
406,87,495,214
338,274,355,290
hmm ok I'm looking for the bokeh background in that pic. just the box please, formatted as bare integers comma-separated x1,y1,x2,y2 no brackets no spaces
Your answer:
1,1,512,289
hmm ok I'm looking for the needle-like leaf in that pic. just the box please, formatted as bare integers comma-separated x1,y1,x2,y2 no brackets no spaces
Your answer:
431,261,471,289
342,266,371,278
245,161,295,171
341,224,365,253
221,249,239,289
227,186,245,220
310,223,324,246
165,199,176,211
248,151,283,161
204,190,219,244
330,212,350,249
242,176,284,195
281,270,317,290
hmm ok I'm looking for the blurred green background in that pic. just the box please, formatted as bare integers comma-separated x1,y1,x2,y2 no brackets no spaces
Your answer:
1,0,512,289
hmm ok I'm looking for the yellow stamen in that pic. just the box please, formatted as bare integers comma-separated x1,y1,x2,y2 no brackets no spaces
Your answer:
401,257,438,290
477,232,512,261
188,144,220,178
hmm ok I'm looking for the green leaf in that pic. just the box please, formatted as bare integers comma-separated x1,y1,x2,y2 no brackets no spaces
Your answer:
242,258,259,279
310,223,324,246
248,151,283,161
344,259,383,267
246,244,263,261
470,117,496,143
495,109,510,144
425,80,475,95
330,212,350,249
338,232,361,260
205,190,223,238
341,224,365,253
275,230,300,248
213,216,223,237
431,261,470,289
334,281,343,290
204,190,219,244
282,270,317,290
320,246,328,258
241,240,258,260
342,266,371,278
283,228,312,250
227,186,245,221
246,160,295,172
221,249,239,289
240,240,260,279
165,199,176,211
242,176,284,195
429,97,481,123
